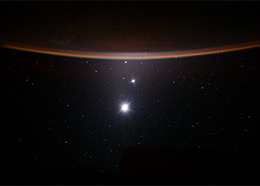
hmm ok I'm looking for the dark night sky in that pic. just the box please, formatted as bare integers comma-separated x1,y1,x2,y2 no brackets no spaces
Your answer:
2,1,260,185
4,46,260,184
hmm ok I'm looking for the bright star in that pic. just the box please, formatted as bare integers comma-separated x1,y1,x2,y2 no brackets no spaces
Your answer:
121,104,129,112
115,100,135,116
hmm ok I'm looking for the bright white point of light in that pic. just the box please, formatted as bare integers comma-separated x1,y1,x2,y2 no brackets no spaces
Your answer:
131,79,135,83
121,104,129,112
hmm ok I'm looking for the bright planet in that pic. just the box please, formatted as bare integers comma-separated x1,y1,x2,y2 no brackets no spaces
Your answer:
121,104,129,112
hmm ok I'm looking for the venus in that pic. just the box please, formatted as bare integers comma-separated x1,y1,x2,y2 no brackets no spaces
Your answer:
121,104,129,112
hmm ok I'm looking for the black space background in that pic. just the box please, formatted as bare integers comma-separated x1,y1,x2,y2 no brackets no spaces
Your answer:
2,1,260,184
3,46,260,184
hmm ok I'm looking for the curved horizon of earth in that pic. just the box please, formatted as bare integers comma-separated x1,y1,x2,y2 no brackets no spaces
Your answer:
1,2,260,53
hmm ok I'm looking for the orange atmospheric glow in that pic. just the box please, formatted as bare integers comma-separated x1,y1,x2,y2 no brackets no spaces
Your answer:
1,40,260,60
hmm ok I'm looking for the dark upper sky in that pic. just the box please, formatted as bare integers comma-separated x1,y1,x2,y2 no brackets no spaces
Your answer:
1,2,260,52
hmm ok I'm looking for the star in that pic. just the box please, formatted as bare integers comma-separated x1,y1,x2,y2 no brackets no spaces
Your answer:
121,104,129,112
116,100,134,116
